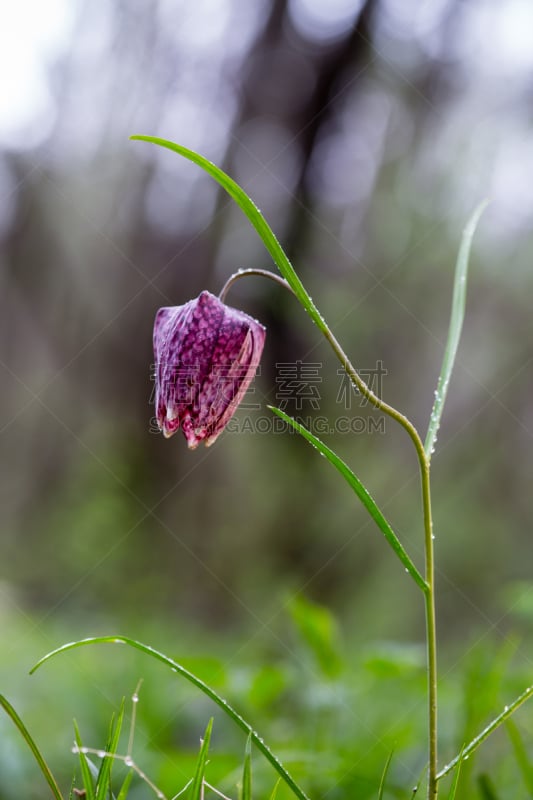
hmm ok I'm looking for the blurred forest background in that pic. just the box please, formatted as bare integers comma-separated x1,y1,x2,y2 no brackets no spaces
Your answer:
1,0,533,796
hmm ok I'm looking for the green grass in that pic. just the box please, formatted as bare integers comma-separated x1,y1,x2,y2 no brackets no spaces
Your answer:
2,608,533,800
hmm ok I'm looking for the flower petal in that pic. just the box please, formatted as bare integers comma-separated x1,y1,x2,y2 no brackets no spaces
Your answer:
152,291,266,446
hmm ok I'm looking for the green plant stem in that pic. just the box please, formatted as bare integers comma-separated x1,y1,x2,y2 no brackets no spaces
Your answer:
314,329,438,798
218,268,294,302
219,246,440,798
422,463,438,800
270,282,438,796
318,326,438,797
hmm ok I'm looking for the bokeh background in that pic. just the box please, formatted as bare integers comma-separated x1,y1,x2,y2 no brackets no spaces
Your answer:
1,1,533,797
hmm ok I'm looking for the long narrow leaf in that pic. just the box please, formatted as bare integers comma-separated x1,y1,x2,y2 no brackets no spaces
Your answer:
189,718,213,800
437,683,533,780
268,406,427,592
0,694,64,800
447,747,465,800
411,765,428,798
74,720,96,800
241,733,252,800
116,769,134,800
130,135,322,329
31,637,310,800
424,201,488,458
96,699,125,800
377,750,394,800
269,780,282,800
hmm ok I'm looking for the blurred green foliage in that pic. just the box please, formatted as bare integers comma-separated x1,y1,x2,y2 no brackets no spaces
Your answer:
1,0,532,635
2,604,533,798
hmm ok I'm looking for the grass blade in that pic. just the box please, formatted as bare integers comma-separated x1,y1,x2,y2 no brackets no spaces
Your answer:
189,718,213,800
268,406,427,592
241,733,252,800
437,683,533,780
116,769,134,800
410,764,428,798
130,135,323,330
0,694,64,800
424,201,488,458
377,749,394,800
96,699,125,800
446,747,465,800
268,780,281,800
31,637,310,800
74,720,96,800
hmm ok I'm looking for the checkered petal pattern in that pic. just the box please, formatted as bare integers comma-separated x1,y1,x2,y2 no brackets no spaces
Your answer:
153,291,266,448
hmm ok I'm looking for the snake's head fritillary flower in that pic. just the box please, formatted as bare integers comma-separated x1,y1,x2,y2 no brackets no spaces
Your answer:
153,290,266,449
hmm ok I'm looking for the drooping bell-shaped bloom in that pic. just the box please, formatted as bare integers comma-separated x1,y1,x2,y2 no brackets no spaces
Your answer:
153,290,266,448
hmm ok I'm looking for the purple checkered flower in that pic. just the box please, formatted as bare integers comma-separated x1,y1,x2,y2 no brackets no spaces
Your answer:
153,290,266,448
